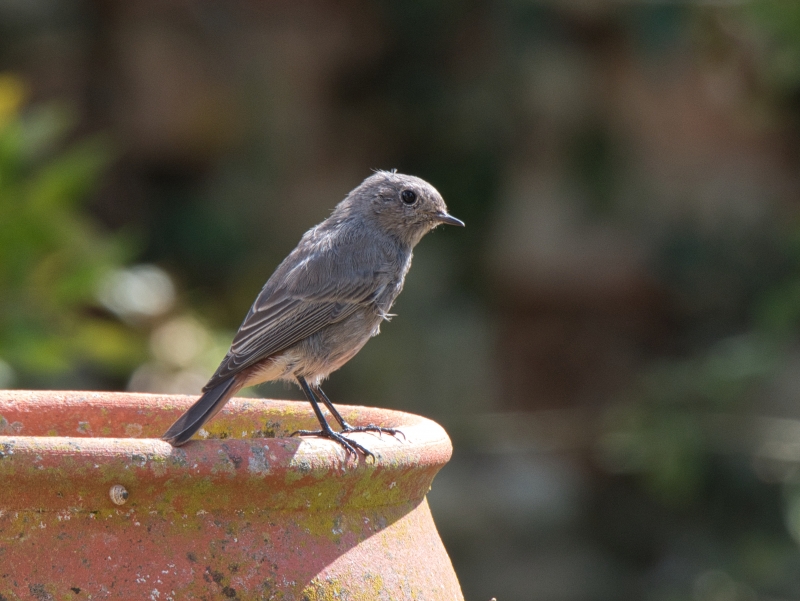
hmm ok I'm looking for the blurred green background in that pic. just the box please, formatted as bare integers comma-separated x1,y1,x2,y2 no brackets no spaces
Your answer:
4,1,800,599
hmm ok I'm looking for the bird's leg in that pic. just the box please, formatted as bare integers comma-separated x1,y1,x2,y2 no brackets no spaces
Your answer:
291,375,374,458
313,385,405,440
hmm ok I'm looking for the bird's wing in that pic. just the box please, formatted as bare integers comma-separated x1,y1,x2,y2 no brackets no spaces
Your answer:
203,248,387,389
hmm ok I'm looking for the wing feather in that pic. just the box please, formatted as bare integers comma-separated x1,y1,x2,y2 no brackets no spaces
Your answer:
203,243,387,390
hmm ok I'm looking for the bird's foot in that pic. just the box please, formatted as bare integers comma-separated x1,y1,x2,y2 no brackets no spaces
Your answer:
291,428,374,460
339,423,405,441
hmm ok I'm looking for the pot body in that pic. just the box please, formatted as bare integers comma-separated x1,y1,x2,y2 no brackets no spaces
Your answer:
0,391,462,600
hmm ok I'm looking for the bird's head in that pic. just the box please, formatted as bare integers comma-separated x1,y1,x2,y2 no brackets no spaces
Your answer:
342,170,464,247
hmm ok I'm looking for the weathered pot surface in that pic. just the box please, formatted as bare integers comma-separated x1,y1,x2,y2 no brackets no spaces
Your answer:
0,390,462,600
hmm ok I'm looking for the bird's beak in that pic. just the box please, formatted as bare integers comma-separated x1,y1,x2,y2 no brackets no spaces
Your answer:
434,212,465,227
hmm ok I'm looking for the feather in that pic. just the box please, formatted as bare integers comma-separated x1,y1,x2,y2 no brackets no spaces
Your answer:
161,377,238,446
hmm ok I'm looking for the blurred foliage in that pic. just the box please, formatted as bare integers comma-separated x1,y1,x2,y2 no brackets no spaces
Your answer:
581,4,800,599
599,333,777,501
0,74,145,386
746,1,800,92
594,221,800,597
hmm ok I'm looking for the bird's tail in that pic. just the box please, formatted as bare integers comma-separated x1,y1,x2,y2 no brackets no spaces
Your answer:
161,377,238,446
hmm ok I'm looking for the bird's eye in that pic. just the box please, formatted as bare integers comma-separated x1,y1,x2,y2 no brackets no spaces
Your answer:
401,190,417,205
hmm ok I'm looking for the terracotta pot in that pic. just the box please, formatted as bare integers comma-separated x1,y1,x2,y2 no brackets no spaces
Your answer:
0,390,462,600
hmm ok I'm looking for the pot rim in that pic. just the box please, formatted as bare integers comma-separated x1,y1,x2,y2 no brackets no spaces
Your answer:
0,390,452,513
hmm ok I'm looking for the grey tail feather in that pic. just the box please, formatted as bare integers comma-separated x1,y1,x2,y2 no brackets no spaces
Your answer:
161,377,237,446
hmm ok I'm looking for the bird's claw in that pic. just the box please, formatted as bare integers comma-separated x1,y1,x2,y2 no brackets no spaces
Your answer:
291,428,375,460
340,423,406,441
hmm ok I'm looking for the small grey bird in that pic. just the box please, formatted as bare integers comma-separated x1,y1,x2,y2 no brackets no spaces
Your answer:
162,171,464,455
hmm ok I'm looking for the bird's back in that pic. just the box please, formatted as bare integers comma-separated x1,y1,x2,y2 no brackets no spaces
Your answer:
204,214,412,389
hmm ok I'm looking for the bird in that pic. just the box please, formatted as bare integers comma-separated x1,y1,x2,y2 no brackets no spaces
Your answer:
161,170,464,456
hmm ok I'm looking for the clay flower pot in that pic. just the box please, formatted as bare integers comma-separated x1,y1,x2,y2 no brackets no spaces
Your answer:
0,390,462,600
